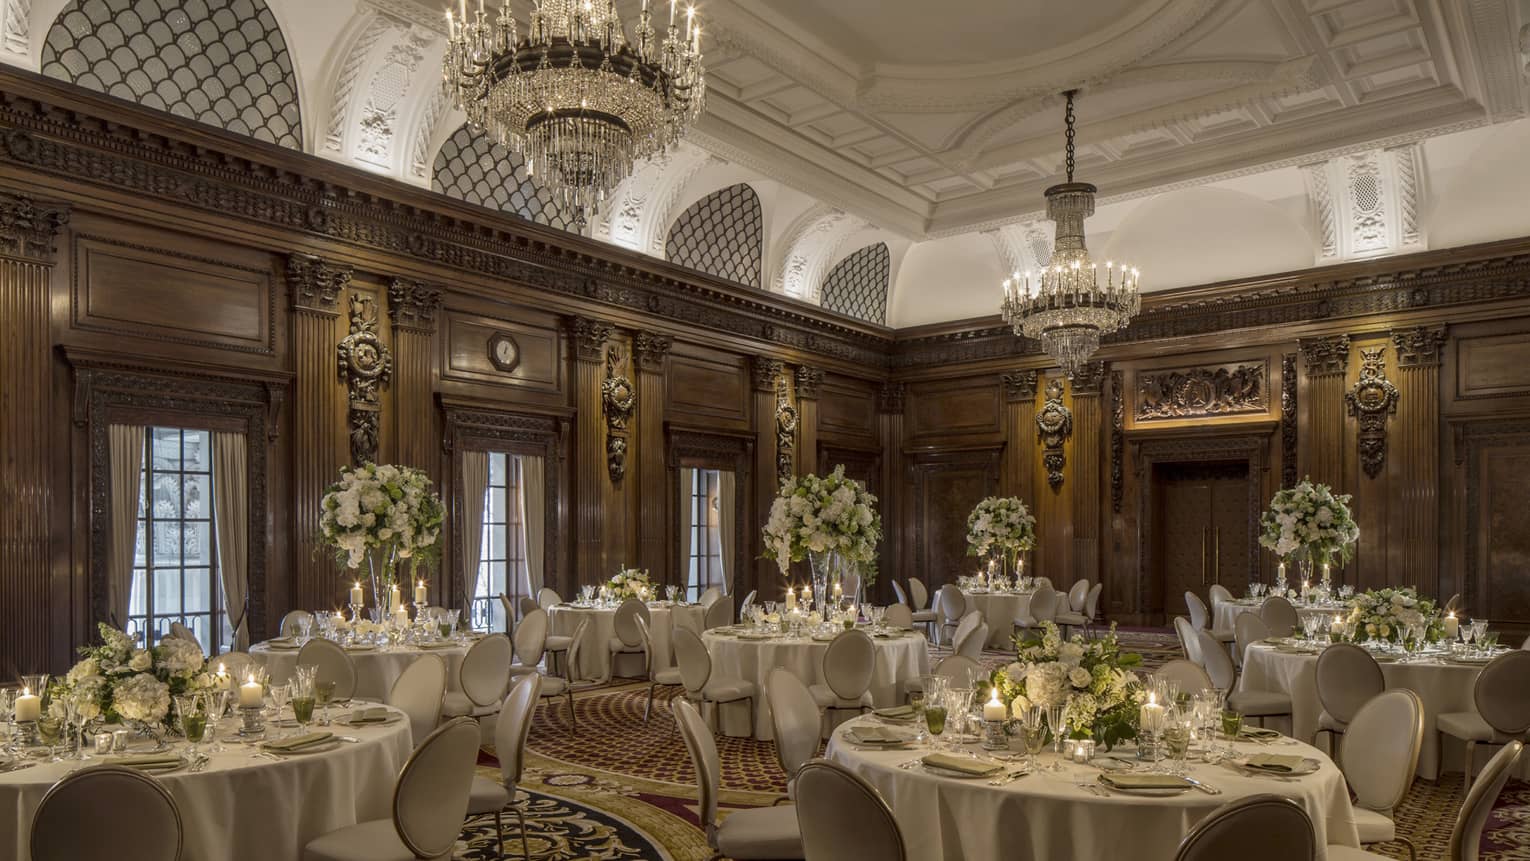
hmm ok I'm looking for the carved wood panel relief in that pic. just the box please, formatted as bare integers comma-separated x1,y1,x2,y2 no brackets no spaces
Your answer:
1036,379,1072,488
1346,346,1399,479
1136,363,1266,421
337,291,392,466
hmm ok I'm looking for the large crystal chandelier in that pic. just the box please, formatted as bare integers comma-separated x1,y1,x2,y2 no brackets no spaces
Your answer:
443,0,706,220
999,91,1140,376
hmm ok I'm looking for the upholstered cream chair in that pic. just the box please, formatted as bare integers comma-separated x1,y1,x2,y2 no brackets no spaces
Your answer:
1259,596,1299,639
905,578,939,640
1208,583,1234,606
465,674,541,861
904,655,985,699
1315,643,1385,755
698,585,723,609
1017,585,1060,637
1436,650,1530,791
673,626,756,737
296,638,358,703
31,765,184,861
536,587,562,610
442,633,514,724
1196,629,1291,725
302,717,480,861
882,603,913,630
1153,659,1214,694
1172,616,1201,664
1054,579,1091,635
767,668,821,802
952,611,988,661
1082,582,1104,637
507,608,548,680
538,617,587,733
279,610,314,639
640,615,682,723
1232,612,1270,672
675,699,803,860
606,598,651,681
936,585,966,645
1336,689,1423,861
1175,794,1316,861
167,621,203,652
386,653,447,749
795,759,905,861
807,629,875,736
1187,591,1234,645
703,593,733,630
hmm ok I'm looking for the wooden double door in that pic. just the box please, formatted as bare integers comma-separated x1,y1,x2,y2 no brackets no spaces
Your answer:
1153,461,1254,619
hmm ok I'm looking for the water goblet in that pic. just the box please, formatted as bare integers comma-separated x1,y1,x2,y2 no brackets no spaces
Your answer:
267,683,290,738
1019,707,1047,772
1045,704,1067,769
204,689,230,752
908,690,927,744
290,675,316,731
923,694,948,750
315,680,336,726
1163,716,1192,776
175,694,207,759
949,687,973,740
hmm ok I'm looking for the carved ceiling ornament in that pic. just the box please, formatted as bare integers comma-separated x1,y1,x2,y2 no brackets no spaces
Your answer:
565,316,614,363
1136,362,1265,420
775,376,798,488
602,346,636,483
1345,346,1399,479
1069,361,1107,397
337,291,393,465
1036,378,1073,489
0,191,68,264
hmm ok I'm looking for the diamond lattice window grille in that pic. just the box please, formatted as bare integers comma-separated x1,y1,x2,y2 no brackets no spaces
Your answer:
664,183,763,288
432,123,576,232
41,0,302,150
820,242,889,324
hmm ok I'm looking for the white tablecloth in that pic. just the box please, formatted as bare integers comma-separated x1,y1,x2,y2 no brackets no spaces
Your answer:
1241,642,1485,779
1213,601,1347,636
548,602,705,682
250,641,467,700
1,704,413,860
826,718,1358,861
961,591,1035,648
702,629,930,740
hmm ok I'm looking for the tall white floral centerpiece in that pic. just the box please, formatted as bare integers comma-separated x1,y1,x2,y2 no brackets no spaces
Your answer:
761,465,882,612
966,496,1037,577
1258,477,1358,589
319,463,445,615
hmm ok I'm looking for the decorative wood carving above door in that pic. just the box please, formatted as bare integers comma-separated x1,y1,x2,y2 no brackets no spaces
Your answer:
1136,363,1266,420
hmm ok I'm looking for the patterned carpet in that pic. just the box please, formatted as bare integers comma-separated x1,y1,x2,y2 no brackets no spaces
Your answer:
449,628,1530,861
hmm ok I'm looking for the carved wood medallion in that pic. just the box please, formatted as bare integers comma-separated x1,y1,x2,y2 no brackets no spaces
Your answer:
337,291,392,465
1345,346,1399,478
1036,378,1072,488
775,376,798,487
602,346,636,483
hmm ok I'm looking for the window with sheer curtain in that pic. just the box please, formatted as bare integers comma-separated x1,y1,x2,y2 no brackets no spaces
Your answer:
474,452,530,633
129,427,229,651
686,469,724,601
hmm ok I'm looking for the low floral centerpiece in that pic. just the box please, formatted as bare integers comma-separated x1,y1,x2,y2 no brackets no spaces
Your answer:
761,465,882,607
319,463,445,612
966,496,1036,575
1259,478,1359,586
990,622,1143,749
606,568,654,601
1346,587,1443,645
50,623,217,733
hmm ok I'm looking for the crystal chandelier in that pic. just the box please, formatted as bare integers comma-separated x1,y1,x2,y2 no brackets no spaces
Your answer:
999,91,1140,377
443,0,706,220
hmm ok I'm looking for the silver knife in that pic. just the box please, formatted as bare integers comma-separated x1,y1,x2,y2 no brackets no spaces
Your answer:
1180,776,1222,795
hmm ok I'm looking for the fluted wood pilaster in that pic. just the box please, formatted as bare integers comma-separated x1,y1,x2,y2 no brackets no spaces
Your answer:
1069,364,1106,588
1299,335,1351,488
1392,326,1446,592
878,383,905,588
795,366,823,476
387,279,442,477
634,331,670,576
1001,371,1038,500
752,356,784,601
567,316,613,585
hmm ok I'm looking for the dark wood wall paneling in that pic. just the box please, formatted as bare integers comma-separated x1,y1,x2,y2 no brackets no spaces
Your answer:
6,70,1530,668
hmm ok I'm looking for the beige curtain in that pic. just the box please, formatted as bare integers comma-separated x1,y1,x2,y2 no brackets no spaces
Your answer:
679,468,694,599
108,425,145,630
212,432,250,649
460,451,489,614
520,455,546,596
718,471,737,596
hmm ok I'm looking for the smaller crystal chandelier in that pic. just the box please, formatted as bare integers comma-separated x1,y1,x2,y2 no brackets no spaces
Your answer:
1000,91,1140,377
443,0,706,221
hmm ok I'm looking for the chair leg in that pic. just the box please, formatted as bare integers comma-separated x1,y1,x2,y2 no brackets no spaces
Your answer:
566,691,577,735
1464,739,1476,792
493,809,505,861
746,696,755,739
645,682,657,724
514,804,531,861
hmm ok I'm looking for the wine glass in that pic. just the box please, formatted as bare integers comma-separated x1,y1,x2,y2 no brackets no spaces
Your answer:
1019,707,1047,772
667,585,679,603
908,689,927,744
204,689,230,752
175,694,207,759
0,688,15,753
267,683,290,738
1163,711,1192,776
1045,703,1067,769
948,687,973,740
315,680,336,726
923,693,949,750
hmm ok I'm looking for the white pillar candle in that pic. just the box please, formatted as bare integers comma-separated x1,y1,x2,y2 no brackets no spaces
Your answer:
350,582,364,606
832,582,843,600
1138,694,1164,734
389,584,401,613
239,676,263,709
983,690,1006,722
15,688,40,722
415,580,428,605
393,605,409,627
785,589,796,611
1443,613,1459,639
1330,618,1344,639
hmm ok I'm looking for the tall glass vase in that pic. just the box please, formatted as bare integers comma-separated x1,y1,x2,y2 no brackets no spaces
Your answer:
367,547,398,614
808,550,839,619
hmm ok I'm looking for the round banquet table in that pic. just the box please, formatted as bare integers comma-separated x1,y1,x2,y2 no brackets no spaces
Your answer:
1240,641,1495,779
0,703,413,861
702,627,930,740
250,640,468,700
826,718,1359,861
548,601,705,682
960,590,1034,648
1212,599,1347,637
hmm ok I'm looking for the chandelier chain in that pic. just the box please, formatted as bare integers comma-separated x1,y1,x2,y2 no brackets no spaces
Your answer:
1064,90,1076,184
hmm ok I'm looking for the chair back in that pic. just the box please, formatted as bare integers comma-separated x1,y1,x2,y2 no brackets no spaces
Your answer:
1028,586,1059,625
932,655,984,686
1233,613,1270,670
634,615,658,679
1067,579,1090,612
1315,643,1384,726
1173,616,1200,663
1194,629,1236,690
1033,576,1053,591
497,593,516,631
31,765,184,861
698,585,723,609
563,617,590,678
1208,584,1234,606
386,653,447,748
494,674,542,787
1259,596,1299,638
279,610,313,639
459,633,514,707
168,621,203,652
672,626,713,695
883,603,913,629
1174,794,1316,861
1085,583,1103,620
392,717,481,859
1473,650,1530,735
738,589,758,620
796,759,906,861
295,638,358,701
1185,592,1211,630
823,630,876,701
674,699,722,840
703,594,733,630
513,608,549,668
1523,634,1530,652
1449,741,1523,861
908,578,930,611
767,668,821,783
537,587,562,610
952,612,986,660
1153,659,1214,694
613,598,651,647
937,584,966,623
1340,689,1423,814
891,581,910,608
213,651,254,683
518,596,539,618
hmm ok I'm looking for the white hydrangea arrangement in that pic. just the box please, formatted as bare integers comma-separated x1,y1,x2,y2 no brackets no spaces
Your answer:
990,622,1143,750
1346,587,1443,645
1258,478,1359,565
50,623,217,729
966,496,1037,559
606,568,654,601
319,463,445,596
761,465,882,581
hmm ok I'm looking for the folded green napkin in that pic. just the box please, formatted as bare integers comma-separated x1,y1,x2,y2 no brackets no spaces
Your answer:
1100,773,1189,790
112,754,184,771
921,753,1001,776
347,707,390,724
418,642,458,650
1239,727,1282,741
847,726,909,744
1246,754,1306,773
262,731,334,752
874,705,916,719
